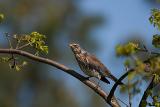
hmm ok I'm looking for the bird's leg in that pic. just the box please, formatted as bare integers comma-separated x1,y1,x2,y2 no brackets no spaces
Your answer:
95,76,101,89
85,76,97,82
95,79,101,89
85,76,101,90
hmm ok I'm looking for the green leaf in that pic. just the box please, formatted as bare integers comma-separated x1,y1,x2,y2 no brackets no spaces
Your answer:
153,74,160,83
17,32,49,54
152,34,160,48
22,61,27,66
141,100,147,107
116,42,139,56
0,57,10,63
124,59,130,67
15,65,20,71
149,9,160,30
128,72,136,80
0,13,4,23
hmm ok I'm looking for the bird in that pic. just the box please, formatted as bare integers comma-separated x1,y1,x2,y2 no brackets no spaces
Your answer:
69,43,123,84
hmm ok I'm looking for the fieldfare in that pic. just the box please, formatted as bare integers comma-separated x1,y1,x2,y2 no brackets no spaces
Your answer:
69,43,123,84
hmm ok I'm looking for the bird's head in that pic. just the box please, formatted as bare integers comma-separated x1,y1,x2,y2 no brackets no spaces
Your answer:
69,43,82,54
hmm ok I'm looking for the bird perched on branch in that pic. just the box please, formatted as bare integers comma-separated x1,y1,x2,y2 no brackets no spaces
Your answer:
69,43,123,85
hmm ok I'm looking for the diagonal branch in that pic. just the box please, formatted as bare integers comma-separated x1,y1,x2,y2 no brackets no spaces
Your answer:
0,48,120,107
139,76,155,107
107,68,134,105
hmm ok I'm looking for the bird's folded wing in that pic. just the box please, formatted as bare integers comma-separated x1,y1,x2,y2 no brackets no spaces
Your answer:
86,53,108,76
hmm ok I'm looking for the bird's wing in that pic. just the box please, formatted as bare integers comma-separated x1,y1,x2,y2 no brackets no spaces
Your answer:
86,53,124,85
85,53,110,76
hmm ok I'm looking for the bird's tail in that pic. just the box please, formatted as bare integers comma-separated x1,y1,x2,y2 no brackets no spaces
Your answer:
109,74,124,85
100,77,110,84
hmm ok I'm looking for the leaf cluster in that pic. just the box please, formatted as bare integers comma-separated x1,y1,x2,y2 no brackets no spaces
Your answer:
0,14,49,71
146,91,160,107
116,42,139,56
14,32,48,55
0,13,4,23
149,9,160,30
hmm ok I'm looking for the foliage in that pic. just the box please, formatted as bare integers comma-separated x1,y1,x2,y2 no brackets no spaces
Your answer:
0,56,27,71
152,34,160,48
0,14,48,71
116,8,160,106
116,42,139,56
0,13,4,23
1,31,49,71
149,8,160,30
14,32,49,55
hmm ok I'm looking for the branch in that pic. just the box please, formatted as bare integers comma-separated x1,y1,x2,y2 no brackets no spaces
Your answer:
0,48,120,107
107,68,134,105
139,76,155,107
138,48,160,55
17,43,30,50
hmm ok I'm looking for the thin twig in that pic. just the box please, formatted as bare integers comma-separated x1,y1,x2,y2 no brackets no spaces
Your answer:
142,45,147,51
16,36,22,49
10,53,16,68
4,33,13,49
4,33,17,68
138,49,160,55
17,43,30,50
0,48,120,107
127,72,132,107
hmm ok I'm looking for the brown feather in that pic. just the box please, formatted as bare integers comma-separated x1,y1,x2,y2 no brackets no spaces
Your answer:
70,43,124,85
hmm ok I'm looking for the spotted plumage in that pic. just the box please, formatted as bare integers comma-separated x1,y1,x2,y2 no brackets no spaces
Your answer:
69,43,123,84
